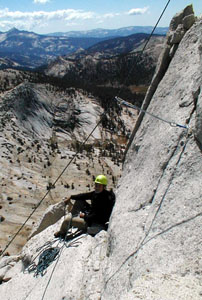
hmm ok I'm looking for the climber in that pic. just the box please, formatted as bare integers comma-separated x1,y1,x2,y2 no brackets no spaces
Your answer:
54,175,115,239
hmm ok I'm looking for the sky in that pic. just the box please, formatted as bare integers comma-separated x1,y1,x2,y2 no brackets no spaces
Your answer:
0,0,201,34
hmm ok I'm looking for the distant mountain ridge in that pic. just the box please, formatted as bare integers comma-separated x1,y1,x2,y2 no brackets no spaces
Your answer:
0,28,109,69
78,33,165,57
0,27,166,70
0,6,201,300
47,26,168,38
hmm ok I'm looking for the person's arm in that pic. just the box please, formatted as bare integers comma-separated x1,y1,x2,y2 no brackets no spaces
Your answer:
63,191,93,206
63,196,71,206
71,191,94,201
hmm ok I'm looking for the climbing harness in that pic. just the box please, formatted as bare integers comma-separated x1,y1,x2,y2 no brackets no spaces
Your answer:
115,96,189,130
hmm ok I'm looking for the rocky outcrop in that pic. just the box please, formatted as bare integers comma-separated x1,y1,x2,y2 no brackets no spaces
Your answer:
0,6,201,300
125,5,196,156
28,201,66,239
103,14,202,300
2,82,102,140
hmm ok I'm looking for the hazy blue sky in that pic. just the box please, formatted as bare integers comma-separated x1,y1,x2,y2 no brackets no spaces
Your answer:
0,1,201,34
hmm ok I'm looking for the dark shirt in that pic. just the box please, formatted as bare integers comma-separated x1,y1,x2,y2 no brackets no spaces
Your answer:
71,189,115,226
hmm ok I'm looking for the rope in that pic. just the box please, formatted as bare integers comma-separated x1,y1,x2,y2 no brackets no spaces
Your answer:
0,0,172,258
104,117,191,288
28,247,60,277
140,0,171,55
115,0,171,99
115,97,188,129
24,212,81,299
0,115,103,257
40,234,85,300
25,239,61,276
1,2,174,300
22,234,85,300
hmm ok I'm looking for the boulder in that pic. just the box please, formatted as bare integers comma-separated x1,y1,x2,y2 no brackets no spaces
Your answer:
169,4,194,31
29,201,66,238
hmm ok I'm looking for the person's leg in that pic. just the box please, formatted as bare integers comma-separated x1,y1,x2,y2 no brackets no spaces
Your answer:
54,215,87,238
54,215,72,238
60,215,73,234
71,217,87,231
65,217,87,240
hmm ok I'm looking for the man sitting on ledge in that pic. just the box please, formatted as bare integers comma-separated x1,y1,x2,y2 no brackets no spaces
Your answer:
54,175,115,239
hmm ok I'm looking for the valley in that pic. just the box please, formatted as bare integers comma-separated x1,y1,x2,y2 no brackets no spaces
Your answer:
0,77,136,254
0,26,165,254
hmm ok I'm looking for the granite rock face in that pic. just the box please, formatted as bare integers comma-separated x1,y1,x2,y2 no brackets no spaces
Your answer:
0,7,201,300
125,5,196,155
195,82,202,147
103,14,202,300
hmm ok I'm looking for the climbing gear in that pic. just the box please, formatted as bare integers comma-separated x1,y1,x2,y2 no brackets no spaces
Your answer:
95,175,108,186
115,97,189,130
27,234,86,276
0,0,171,259
28,246,60,277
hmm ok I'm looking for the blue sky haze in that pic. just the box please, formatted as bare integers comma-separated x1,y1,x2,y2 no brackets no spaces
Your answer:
0,1,201,34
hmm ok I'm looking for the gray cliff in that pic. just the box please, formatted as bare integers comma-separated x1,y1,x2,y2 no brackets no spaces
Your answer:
0,6,201,300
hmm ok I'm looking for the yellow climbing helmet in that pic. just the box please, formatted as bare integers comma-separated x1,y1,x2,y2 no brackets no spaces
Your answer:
95,174,108,186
